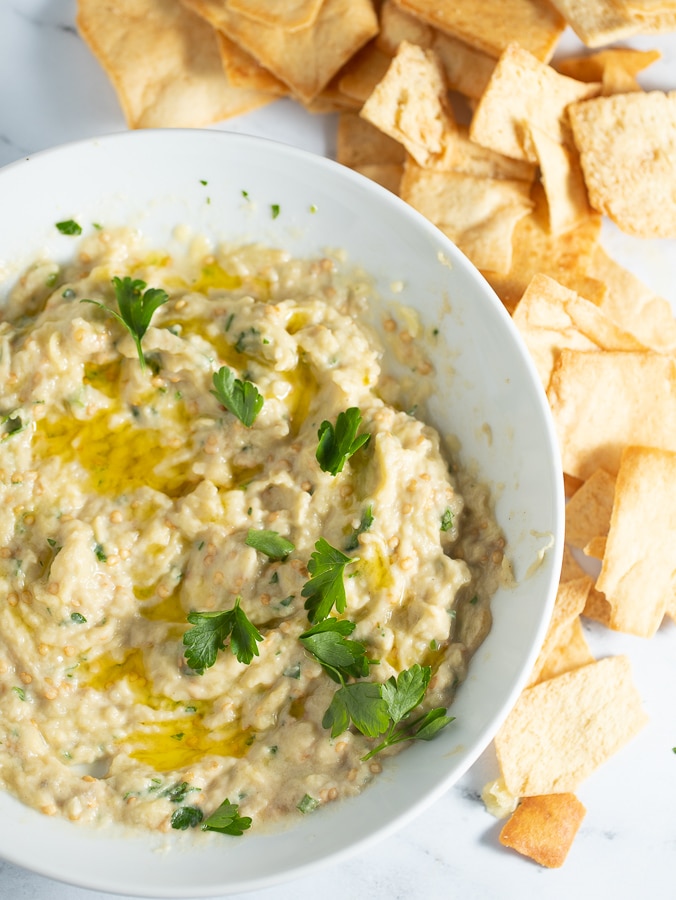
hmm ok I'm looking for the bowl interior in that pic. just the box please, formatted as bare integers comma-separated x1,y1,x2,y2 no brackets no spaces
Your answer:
0,131,563,897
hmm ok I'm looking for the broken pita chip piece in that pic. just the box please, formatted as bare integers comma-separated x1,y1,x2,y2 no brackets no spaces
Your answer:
469,44,601,164
536,617,595,683
216,30,288,95
391,0,565,62
499,793,587,868
569,91,676,239
77,0,275,128
226,0,324,32
360,41,454,167
400,162,533,273
527,576,592,687
564,467,616,551
547,349,676,480
596,446,676,638
495,655,648,796
556,47,662,95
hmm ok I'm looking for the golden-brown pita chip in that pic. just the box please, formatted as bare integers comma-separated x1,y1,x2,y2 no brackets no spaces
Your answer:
360,41,453,167
512,274,645,389
565,468,616,551
596,446,676,637
392,0,565,61
524,125,591,235
545,0,647,45
527,576,592,687
547,349,676,479
587,247,676,353
556,47,661,95
353,163,403,194
470,44,601,164
583,535,606,559
582,585,612,626
431,32,496,100
77,0,275,128
495,655,648,796
536,617,595,683
499,794,586,868
377,0,434,55
429,126,536,182
226,0,324,31
338,41,393,103
560,544,587,582
483,186,604,312
563,473,583,499
336,112,406,169
216,31,288,94
400,162,533,273
182,0,378,103
569,91,676,239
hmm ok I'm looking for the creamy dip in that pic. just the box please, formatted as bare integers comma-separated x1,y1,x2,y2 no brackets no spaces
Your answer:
0,228,505,834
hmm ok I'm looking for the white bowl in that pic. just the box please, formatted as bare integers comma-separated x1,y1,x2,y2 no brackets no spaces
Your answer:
0,131,563,897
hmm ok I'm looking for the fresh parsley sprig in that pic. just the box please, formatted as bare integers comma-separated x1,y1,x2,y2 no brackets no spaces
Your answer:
299,618,372,683
211,366,263,427
82,276,169,373
183,598,263,673
245,528,294,561
361,665,454,760
345,504,374,551
316,407,370,475
301,538,357,624
201,798,252,836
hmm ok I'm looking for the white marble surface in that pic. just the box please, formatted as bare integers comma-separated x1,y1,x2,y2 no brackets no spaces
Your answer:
1,3,675,899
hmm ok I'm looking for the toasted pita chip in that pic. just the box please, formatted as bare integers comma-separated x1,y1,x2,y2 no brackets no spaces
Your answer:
527,577,592,686
336,112,406,168
469,44,601,164
377,0,434,54
565,468,616,551
560,544,587,582
545,0,645,46
77,0,275,128
431,32,496,100
547,349,676,479
216,31,288,94
183,0,378,103
495,655,648,796
392,0,565,61
583,585,613,626
400,162,533,273
617,0,676,10
429,126,536,182
569,91,676,239
512,273,646,387
525,125,592,234
499,794,586,868
584,535,606,559
483,186,604,312
226,0,324,31
353,163,403,194
563,473,583,499
587,247,676,353
596,446,676,637
360,41,453,167
556,47,661,95
536,617,595,683
338,41,392,103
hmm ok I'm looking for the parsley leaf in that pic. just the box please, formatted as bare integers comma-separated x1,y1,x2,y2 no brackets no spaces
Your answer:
81,276,169,373
56,219,82,236
171,806,204,830
211,366,263,427
361,664,454,760
299,618,371,682
183,598,263,673
301,538,356,624
245,528,294,561
440,508,454,532
322,681,389,739
316,408,370,476
201,798,252,836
